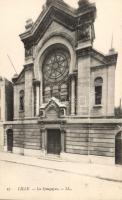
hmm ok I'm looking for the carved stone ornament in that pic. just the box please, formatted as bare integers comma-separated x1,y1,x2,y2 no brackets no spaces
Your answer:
39,109,45,118
25,47,33,57
77,24,90,41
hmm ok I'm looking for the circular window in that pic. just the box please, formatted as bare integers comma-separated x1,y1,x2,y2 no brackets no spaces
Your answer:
43,50,69,84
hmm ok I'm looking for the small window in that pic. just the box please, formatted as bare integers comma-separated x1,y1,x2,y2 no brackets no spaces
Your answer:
95,77,103,105
19,90,24,111
60,84,68,101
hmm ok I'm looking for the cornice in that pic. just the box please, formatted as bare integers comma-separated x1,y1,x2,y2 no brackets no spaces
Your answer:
20,2,96,45
20,5,76,43
77,47,118,66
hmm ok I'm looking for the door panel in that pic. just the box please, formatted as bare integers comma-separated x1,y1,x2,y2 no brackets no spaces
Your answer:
7,132,13,152
47,129,61,155
115,132,122,165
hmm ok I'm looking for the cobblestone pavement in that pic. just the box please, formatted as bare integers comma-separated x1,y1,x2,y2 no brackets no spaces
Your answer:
0,160,122,200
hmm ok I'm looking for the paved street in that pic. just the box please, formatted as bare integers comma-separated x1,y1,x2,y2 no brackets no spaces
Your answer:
0,160,122,200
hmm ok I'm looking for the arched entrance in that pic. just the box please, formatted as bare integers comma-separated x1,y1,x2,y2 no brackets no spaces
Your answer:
47,129,61,155
7,129,13,152
115,132,122,164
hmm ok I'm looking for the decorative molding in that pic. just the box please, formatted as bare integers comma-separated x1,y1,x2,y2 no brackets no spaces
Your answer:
77,23,91,42
25,46,33,58
41,32,75,50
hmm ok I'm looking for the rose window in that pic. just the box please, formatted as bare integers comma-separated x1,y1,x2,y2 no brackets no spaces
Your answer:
43,50,69,84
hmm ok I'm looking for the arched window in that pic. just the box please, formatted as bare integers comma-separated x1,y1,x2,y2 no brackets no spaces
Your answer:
94,77,103,105
19,90,24,111
42,46,70,103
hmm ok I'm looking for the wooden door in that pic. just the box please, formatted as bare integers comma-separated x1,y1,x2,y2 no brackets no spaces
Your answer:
115,132,122,164
47,129,61,155
7,131,13,152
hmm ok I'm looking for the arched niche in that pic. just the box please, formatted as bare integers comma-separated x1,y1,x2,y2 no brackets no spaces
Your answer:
34,35,76,81
115,131,122,165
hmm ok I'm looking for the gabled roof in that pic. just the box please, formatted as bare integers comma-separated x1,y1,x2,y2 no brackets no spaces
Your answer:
20,0,96,45
41,97,66,110
77,46,118,67
12,63,33,84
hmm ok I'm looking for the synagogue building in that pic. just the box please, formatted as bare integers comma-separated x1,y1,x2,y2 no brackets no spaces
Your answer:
4,0,122,165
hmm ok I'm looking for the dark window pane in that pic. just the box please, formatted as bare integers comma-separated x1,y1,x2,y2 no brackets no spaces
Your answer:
95,86,102,105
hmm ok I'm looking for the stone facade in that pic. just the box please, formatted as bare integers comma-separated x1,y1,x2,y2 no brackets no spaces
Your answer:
4,0,122,165
0,77,13,150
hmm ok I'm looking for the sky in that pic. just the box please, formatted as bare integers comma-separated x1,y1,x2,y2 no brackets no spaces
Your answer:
0,0,122,106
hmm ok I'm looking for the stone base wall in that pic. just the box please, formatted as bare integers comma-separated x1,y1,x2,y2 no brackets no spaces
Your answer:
13,124,42,151
4,121,117,165
65,124,115,158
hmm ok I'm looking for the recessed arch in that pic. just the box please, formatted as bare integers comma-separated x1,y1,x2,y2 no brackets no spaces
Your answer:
115,131,122,165
6,129,13,152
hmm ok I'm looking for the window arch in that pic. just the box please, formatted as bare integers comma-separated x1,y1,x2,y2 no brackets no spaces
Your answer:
19,90,24,111
94,77,103,105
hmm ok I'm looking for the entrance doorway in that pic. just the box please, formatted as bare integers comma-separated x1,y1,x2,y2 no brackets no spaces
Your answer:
115,132,122,164
7,129,13,152
47,129,61,155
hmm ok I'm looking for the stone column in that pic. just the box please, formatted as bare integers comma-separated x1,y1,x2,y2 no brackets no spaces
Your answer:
70,74,76,115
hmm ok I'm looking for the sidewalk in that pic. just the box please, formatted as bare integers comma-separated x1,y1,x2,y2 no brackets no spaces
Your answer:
0,152,122,183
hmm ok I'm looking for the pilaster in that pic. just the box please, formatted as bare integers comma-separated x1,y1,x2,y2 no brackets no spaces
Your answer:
69,73,77,115
33,80,40,116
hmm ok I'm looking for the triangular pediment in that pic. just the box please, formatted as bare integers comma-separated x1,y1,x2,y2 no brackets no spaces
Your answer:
20,2,76,44
91,57,106,67
20,0,96,45
16,73,25,84
13,69,25,84
90,48,118,67
41,20,74,44
40,97,66,119
42,97,66,110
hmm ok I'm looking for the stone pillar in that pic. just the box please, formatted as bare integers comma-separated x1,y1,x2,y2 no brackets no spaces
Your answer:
41,128,46,151
36,84,40,116
61,130,65,153
70,74,76,115
33,80,40,116
40,122,46,156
